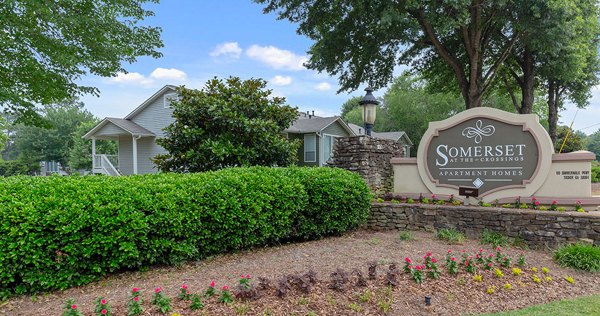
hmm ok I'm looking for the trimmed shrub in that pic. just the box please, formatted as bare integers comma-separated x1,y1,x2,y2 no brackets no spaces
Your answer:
554,243,600,272
0,167,370,298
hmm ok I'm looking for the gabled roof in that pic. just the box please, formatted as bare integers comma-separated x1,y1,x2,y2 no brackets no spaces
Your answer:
83,117,155,139
124,85,177,119
348,123,413,145
285,116,355,135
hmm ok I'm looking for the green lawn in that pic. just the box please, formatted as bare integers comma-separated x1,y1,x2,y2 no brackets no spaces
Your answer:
481,295,600,316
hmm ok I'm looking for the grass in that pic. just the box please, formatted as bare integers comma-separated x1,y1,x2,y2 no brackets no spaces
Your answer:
398,231,414,241
480,229,511,247
436,228,466,244
480,295,600,315
554,243,600,272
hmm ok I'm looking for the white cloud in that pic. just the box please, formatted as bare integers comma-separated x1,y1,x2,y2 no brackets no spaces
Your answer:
246,45,307,71
108,68,187,87
315,82,332,91
210,42,242,59
149,68,187,81
270,75,293,86
109,72,153,87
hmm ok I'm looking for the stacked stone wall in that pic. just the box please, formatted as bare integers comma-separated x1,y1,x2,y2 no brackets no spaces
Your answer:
368,203,600,247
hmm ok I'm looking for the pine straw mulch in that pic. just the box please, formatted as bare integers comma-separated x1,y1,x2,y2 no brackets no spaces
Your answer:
1,230,600,316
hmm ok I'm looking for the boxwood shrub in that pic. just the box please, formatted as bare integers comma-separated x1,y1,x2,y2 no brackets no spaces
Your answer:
0,167,370,298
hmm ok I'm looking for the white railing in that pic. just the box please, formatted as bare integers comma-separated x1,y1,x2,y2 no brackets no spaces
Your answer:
93,154,120,176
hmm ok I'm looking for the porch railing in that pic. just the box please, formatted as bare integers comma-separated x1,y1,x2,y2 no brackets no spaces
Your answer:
93,154,120,176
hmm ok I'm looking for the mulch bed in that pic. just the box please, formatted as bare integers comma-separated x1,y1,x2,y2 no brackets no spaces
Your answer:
1,230,600,315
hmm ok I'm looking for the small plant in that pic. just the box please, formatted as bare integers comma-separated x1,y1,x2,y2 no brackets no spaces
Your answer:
257,277,271,290
519,203,528,209
348,302,363,313
63,299,84,316
501,255,512,268
431,194,438,204
358,289,373,303
376,197,385,203
94,297,111,316
494,268,504,278
275,278,289,297
407,198,415,204
516,254,527,266
495,247,503,263
565,276,575,284
368,261,377,280
436,200,445,205
486,286,496,294
391,199,400,203
539,206,548,211
218,285,234,304
473,274,483,282
531,267,538,273
541,267,549,274
503,283,513,290
550,200,558,211
151,287,171,314
436,228,466,244
481,202,492,207
411,265,425,284
512,268,523,276
376,286,393,313
502,204,513,208
555,243,600,272
448,194,455,203
545,276,553,282
422,197,430,204
446,257,458,274
557,206,567,212
530,197,539,209
403,257,413,273
205,280,217,297
127,288,143,316
236,274,258,299
575,200,584,212
189,294,204,310
532,275,542,283
464,258,476,274
480,229,510,247
425,254,441,279
385,266,399,287
330,268,350,291
177,284,192,301
399,231,414,241
452,200,462,206
352,269,367,287
484,262,494,271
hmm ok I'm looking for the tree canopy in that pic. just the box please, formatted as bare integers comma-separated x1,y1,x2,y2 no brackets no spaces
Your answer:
154,77,300,172
1,0,163,124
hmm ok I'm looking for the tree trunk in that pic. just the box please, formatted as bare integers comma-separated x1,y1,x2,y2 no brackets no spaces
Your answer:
519,48,535,114
547,80,559,146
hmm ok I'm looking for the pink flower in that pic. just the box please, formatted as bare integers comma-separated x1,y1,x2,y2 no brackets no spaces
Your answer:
101,299,107,305
535,201,540,206
489,254,494,257
240,274,245,278
71,305,77,310
476,254,480,259
461,250,466,253
246,274,251,279
468,256,473,259
154,287,161,293
405,257,412,263
496,246,501,251
577,200,582,205
210,280,215,288
552,200,557,204
532,197,536,201
415,265,422,271
426,252,432,257
465,260,469,266
132,287,140,293
432,194,437,199
431,258,437,263
447,249,452,254
504,257,507,261
479,248,483,253
488,263,493,267
407,265,412,269
181,284,188,290
133,297,139,302
101,310,107,315
222,285,229,291
451,257,456,261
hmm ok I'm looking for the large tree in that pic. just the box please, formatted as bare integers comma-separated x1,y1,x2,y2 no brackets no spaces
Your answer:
586,129,600,162
154,77,300,172
257,0,523,109
1,0,163,124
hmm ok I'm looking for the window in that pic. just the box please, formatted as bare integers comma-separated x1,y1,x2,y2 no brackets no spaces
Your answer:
163,93,179,108
322,134,336,164
304,134,316,162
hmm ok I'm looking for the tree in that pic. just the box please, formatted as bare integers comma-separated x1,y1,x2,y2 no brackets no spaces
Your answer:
68,120,117,171
0,116,9,159
555,126,586,153
154,77,300,172
340,96,363,118
14,98,97,168
257,0,522,109
1,0,163,124
586,129,600,161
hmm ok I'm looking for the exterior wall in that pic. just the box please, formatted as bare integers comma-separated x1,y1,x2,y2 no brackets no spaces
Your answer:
136,137,168,174
329,136,405,194
322,121,349,136
130,94,175,138
118,135,133,175
289,133,319,166
95,122,126,137
368,203,600,248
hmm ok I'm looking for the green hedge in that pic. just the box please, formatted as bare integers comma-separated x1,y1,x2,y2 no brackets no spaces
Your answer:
0,167,370,298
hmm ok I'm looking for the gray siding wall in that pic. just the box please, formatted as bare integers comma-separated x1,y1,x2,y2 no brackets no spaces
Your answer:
136,137,167,174
289,133,319,167
96,123,126,137
130,93,175,137
118,135,133,175
322,121,350,136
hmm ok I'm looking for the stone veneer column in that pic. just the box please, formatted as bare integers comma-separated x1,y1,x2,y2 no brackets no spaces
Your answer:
329,136,404,194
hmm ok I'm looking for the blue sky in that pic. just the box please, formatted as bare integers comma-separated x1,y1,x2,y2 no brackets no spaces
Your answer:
79,0,599,135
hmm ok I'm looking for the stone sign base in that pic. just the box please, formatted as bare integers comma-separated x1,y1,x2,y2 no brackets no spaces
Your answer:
391,151,600,209
369,202,600,248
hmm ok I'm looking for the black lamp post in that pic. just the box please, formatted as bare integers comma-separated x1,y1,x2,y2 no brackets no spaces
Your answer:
359,87,379,136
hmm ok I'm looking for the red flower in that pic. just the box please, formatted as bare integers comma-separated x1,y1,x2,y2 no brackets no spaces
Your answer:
101,310,107,315
223,285,229,291
101,299,107,305
465,260,469,266
246,274,251,279
71,305,77,310
181,284,188,290
133,297,139,302
503,257,507,261
404,257,412,263
407,265,412,269
432,194,437,199
447,249,452,254
415,265,422,271
210,280,215,288
552,200,557,204
431,258,437,263
451,257,456,261
488,263,493,267
426,252,432,257
577,200,582,205
532,197,536,201
468,256,473,259
489,254,494,257
154,287,161,293
132,287,140,293
535,201,540,206
461,250,466,253
496,246,501,251
476,254,480,259
240,274,245,278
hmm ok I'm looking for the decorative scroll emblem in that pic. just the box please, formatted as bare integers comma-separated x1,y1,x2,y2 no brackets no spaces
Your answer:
461,120,495,144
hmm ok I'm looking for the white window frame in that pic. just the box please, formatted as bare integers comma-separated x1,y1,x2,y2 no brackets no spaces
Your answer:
163,93,179,108
320,133,341,166
304,134,317,162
